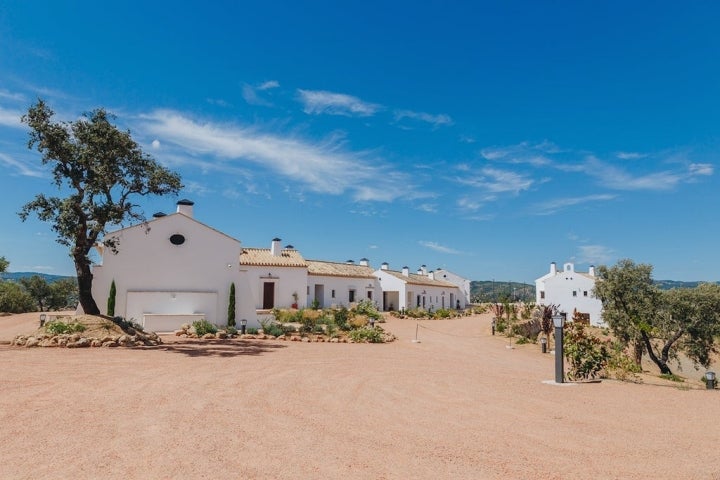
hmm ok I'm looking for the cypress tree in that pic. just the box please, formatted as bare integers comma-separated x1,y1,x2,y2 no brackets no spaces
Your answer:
107,280,116,317
228,282,236,327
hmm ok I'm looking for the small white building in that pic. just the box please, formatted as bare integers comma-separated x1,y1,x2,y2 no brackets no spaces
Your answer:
535,262,603,326
374,263,462,312
240,239,308,310
306,258,381,308
91,200,258,331
432,267,471,307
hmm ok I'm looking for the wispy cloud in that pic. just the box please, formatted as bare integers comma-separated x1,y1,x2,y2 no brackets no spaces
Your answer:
394,109,453,127
138,109,410,202
419,241,461,254
0,152,44,177
457,167,534,195
417,203,438,213
242,80,280,107
0,106,24,128
576,245,615,265
297,89,381,117
206,98,231,108
0,89,27,102
535,194,617,215
616,151,646,160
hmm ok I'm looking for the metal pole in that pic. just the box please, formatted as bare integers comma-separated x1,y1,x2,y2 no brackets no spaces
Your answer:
555,325,564,383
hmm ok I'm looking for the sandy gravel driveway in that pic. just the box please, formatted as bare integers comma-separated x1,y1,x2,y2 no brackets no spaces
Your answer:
1,312,719,479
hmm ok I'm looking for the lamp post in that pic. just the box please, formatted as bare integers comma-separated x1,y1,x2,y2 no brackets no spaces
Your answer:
240,318,247,335
39,313,46,327
491,319,496,336
540,337,547,354
553,313,566,383
705,371,716,390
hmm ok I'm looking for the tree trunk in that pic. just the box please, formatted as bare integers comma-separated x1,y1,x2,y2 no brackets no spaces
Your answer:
641,331,673,375
75,253,100,315
632,340,644,366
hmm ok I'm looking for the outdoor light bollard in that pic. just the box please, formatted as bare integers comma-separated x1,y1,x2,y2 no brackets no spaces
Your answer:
492,320,496,336
541,337,547,354
553,313,566,383
705,371,716,390
39,313,46,327
240,318,247,335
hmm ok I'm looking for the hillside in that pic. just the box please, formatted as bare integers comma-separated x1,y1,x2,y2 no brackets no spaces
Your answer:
0,272,76,283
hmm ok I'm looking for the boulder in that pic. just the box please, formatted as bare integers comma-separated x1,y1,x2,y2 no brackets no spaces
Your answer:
216,331,228,339
301,337,310,343
76,338,91,348
91,339,102,347
25,337,39,348
174,330,184,336
330,338,339,343
57,337,68,347
202,333,215,340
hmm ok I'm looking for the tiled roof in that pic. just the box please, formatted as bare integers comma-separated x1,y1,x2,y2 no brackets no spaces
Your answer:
240,248,308,267
307,260,376,279
382,270,457,288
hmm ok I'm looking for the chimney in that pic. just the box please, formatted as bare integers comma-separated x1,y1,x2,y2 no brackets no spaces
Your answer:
402,266,409,277
359,258,369,267
550,262,557,275
416,267,423,274
421,264,427,275
346,259,355,265
271,238,282,256
176,199,194,217
381,262,389,271
428,270,435,280
152,212,166,218
589,265,596,277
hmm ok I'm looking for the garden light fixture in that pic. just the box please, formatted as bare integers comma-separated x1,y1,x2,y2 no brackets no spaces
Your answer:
553,313,566,383
705,371,716,390
240,318,247,335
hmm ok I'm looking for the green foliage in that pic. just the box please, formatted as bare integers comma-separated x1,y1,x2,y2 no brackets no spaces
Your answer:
247,327,259,335
263,323,285,337
47,278,78,310
227,282,236,327
563,322,610,381
351,299,381,320
348,326,384,343
605,341,643,381
193,319,217,336
19,100,182,315
226,326,238,335
515,336,531,345
112,316,144,332
107,280,116,317
659,373,685,383
333,307,350,331
45,320,86,335
0,281,35,313
0,256,8,274
19,275,53,312
310,298,320,310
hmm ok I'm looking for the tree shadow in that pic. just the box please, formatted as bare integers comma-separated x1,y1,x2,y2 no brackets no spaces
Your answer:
137,339,288,358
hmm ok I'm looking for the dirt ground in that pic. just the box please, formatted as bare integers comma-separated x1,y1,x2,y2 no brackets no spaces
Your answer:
2,312,720,480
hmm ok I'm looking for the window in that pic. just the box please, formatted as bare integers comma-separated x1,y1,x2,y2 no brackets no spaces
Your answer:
367,291,372,300
349,290,356,302
306,286,309,295
417,295,421,307
331,289,335,298
540,291,545,299
583,291,588,297
572,291,577,297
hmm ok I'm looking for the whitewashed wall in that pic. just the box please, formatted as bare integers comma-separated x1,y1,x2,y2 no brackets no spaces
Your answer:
536,263,604,326
307,275,381,308
244,265,309,310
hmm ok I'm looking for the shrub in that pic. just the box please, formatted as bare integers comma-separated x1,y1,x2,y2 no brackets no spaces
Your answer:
605,341,642,381
333,307,350,330
349,315,368,329
226,326,238,335
264,323,285,337
112,316,144,332
0,282,35,313
193,319,217,336
433,308,453,319
351,300,381,320
107,280,116,317
348,326,384,343
45,321,86,335
247,327,259,335
310,298,320,310
515,336,531,345
563,322,610,381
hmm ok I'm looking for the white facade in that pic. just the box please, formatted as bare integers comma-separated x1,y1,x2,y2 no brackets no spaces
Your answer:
535,262,603,326
432,267,471,307
374,264,462,311
91,201,258,331
306,259,381,308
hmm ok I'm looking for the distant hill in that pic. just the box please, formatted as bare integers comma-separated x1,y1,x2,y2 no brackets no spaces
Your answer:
654,280,719,290
0,272,76,283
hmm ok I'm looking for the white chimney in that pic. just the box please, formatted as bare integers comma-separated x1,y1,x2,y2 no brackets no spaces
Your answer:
381,262,389,271
176,199,194,217
402,266,409,277
550,262,557,275
416,267,423,274
589,265,596,277
271,238,282,256
346,259,355,265
421,265,427,275
359,258,369,267
428,270,435,280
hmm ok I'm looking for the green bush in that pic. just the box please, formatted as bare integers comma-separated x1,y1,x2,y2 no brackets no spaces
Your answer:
45,321,86,335
333,307,350,330
193,319,217,336
351,300,381,320
247,327,259,335
0,281,35,313
348,326,384,343
264,323,284,337
226,326,238,335
563,322,610,381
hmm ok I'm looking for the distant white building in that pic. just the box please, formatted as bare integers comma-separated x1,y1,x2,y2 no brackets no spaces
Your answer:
374,263,463,312
306,258,381,308
535,262,603,326
432,267,471,307
90,200,258,331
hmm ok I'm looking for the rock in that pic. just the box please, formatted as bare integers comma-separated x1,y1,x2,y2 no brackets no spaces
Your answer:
216,331,228,339
76,338,91,348
118,335,129,344
180,323,190,331
179,333,188,338
202,333,215,339
57,337,68,347
291,336,299,342
13,336,26,346
69,334,81,342
188,326,197,335
174,330,184,336
330,338,339,343
91,339,102,347
102,341,117,347
301,337,310,343
101,336,114,343
25,337,39,348
134,341,145,347
40,339,55,347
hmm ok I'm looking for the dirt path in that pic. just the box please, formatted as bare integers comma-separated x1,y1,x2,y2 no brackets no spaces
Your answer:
1,313,719,479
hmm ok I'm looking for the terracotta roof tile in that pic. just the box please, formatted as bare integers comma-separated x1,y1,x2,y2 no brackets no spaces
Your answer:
307,260,376,279
382,270,457,288
240,248,307,267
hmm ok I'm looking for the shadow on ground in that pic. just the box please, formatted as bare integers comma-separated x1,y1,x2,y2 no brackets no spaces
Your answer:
141,339,288,358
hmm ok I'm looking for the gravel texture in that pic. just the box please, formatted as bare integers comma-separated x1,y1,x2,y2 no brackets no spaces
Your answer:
1,312,719,479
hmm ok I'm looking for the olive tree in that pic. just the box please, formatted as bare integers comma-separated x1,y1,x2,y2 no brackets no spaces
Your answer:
19,100,182,315
0,256,8,275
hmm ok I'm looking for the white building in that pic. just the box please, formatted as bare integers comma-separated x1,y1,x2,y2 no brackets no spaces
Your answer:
432,267,471,307
306,258,381,308
90,200,258,331
240,239,308,311
375,263,462,312
535,262,603,326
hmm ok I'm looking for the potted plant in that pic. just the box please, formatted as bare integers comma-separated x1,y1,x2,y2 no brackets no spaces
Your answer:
291,291,299,309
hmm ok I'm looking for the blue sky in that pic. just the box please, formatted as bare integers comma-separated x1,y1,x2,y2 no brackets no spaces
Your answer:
0,1,718,283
